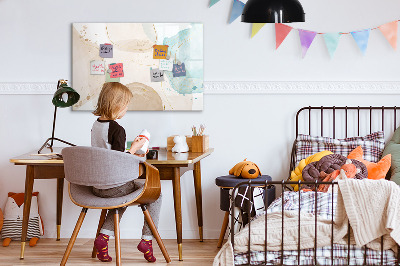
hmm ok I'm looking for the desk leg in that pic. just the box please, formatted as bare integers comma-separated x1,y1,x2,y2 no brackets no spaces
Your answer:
20,165,34,259
172,167,183,261
193,161,203,242
56,178,64,241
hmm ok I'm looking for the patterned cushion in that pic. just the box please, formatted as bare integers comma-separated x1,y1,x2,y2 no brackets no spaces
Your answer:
295,131,385,166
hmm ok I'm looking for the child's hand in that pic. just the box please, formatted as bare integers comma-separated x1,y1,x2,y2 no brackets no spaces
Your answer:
129,137,147,155
134,149,149,157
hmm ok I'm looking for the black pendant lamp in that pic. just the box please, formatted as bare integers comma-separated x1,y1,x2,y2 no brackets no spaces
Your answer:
242,0,305,23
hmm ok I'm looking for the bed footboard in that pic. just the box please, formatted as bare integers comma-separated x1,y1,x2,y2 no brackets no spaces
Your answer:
230,180,400,266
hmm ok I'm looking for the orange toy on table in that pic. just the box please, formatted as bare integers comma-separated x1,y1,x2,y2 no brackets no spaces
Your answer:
229,159,261,179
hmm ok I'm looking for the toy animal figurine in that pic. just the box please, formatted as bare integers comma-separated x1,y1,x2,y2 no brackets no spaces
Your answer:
229,159,261,179
1,192,44,247
172,135,189,153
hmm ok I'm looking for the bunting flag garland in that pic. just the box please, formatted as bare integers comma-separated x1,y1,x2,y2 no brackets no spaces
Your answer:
351,29,370,55
323,33,341,58
298,29,317,58
378,21,398,50
209,0,221,8
208,4,400,57
229,0,245,24
251,23,266,38
275,23,293,49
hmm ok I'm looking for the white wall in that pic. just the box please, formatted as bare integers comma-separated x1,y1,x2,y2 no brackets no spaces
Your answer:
1,0,400,239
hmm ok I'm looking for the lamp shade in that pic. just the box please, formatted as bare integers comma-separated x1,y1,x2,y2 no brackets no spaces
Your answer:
52,84,80,108
241,0,305,23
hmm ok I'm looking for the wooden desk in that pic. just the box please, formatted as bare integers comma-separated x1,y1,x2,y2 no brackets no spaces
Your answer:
10,147,213,261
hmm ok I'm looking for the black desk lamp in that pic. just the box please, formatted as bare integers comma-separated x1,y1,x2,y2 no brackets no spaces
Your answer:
241,0,305,23
38,79,80,154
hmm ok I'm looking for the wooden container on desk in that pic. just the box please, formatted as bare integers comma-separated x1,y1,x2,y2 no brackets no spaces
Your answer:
167,136,192,151
191,135,209,153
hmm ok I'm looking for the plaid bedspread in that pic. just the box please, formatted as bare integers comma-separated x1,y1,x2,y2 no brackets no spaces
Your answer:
234,191,397,265
234,244,397,265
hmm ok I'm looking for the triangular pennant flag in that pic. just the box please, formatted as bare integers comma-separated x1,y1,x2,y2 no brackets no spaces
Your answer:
298,29,317,58
323,33,341,58
378,21,398,50
275,23,293,49
229,0,245,24
209,0,220,7
251,23,266,38
351,29,370,55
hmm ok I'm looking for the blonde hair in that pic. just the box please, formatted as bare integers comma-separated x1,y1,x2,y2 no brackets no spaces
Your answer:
93,82,133,120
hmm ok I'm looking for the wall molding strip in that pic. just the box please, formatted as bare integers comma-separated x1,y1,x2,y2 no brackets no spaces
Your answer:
0,81,400,95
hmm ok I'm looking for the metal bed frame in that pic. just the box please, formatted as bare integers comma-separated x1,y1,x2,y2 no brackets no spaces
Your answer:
230,106,400,266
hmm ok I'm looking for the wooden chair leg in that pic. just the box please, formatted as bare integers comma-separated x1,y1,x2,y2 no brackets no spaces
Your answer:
217,211,230,248
60,208,88,266
91,209,108,258
114,210,121,266
141,205,171,263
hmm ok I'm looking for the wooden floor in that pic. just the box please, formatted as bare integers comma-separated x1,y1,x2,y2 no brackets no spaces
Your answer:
0,239,221,265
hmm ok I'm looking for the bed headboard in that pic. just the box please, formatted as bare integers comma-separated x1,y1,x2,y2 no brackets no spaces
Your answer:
290,106,400,179
295,106,400,138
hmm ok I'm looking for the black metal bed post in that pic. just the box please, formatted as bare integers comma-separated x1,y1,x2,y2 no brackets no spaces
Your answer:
231,185,235,253
314,180,318,266
345,106,348,138
331,182,334,265
264,180,268,266
382,106,385,132
281,181,285,266
333,106,336,138
320,106,324,136
288,141,297,190
308,106,311,135
397,243,400,265
247,180,252,264
357,106,360,136
370,106,373,134
381,236,384,265
298,180,301,266
363,245,367,265
347,220,350,265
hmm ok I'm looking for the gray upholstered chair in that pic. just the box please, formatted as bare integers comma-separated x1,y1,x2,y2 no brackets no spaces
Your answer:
60,146,171,265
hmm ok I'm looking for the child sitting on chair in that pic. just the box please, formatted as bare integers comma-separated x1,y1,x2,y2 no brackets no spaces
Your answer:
91,82,162,263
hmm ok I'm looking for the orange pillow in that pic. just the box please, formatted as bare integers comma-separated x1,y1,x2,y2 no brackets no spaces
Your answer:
347,146,391,180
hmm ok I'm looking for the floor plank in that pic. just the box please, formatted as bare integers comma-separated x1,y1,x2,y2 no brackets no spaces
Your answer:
0,239,221,265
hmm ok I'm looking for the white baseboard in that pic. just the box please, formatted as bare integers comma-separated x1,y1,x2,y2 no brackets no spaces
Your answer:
1,81,400,94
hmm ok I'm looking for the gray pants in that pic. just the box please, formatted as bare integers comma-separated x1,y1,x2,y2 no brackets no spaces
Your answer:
92,180,162,240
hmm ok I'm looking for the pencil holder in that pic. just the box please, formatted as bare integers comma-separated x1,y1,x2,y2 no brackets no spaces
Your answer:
191,135,209,153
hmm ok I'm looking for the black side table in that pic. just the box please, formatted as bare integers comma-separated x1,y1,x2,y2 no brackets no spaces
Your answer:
215,175,275,248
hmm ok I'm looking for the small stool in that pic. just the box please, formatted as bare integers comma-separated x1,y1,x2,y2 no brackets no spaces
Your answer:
215,175,275,248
